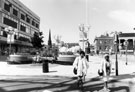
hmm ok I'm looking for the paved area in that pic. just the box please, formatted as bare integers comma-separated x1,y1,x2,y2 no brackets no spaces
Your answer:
0,75,135,92
0,55,135,92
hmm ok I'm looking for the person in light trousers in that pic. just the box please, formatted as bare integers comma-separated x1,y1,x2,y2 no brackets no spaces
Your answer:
101,54,112,91
73,51,89,82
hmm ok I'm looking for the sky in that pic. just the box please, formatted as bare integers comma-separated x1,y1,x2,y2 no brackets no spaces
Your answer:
20,0,135,44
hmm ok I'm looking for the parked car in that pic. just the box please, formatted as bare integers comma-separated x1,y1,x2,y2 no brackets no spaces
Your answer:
7,53,33,64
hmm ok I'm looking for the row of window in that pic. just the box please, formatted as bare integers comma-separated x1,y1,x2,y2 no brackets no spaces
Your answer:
2,14,37,36
3,1,39,29
99,46,109,51
0,26,31,42
99,40,112,44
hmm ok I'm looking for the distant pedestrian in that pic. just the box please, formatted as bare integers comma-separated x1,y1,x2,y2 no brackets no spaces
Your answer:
34,51,41,63
101,54,112,91
109,47,113,55
73,51,89,83
119,44,123,57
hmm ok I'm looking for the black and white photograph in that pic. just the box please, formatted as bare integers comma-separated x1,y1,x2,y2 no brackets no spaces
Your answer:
0,0,135,92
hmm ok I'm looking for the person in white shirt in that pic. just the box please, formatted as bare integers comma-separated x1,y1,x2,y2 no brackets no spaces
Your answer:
101,54,112,91
73,51,89,82
35,51,40,63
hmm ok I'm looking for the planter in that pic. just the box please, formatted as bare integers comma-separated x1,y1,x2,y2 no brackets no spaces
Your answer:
57,55,76,63
7,53,33,64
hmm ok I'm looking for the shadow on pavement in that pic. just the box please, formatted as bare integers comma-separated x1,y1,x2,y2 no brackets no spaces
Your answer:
109,86,129,92
51,60,73,65
48,71,57,73
0,74,134,92
112,74,135,81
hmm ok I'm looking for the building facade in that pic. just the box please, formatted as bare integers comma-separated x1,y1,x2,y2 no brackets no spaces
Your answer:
94,34,114,54
119,33,135,53
0,0,40,54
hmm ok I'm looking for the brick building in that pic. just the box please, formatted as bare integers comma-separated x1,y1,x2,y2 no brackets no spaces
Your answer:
119,33,135,53
94,34,114,54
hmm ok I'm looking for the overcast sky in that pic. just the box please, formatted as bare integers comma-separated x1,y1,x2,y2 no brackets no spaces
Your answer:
20,0,135,44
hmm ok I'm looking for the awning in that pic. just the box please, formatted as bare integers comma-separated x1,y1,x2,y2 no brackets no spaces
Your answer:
14,40,33,47
0,36,33,47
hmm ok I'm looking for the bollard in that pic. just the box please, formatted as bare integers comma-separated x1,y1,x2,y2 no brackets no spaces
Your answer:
42,59,49,73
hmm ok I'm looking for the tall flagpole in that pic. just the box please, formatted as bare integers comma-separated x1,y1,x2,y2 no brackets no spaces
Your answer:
85,0,90,42
85,0,88,25
79,0,90,52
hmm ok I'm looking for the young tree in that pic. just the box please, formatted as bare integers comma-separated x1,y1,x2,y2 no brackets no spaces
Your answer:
31,32,44,49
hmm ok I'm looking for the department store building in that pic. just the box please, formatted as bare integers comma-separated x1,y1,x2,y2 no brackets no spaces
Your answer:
0,0,40,54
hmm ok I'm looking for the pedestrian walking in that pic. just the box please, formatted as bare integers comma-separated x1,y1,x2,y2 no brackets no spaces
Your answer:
109,47,113,55
119,44,123,57
34,51,41,63
101,54,112,91
73,51,89,87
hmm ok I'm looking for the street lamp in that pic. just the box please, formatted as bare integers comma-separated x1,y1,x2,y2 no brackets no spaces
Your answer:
79,24,90,52
114,32,119,76
4,26,17,54
79,24,85,51
124,40,128,65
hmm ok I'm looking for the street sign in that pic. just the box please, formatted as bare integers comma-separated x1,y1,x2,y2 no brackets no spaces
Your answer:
7,34,14,43
79,31,87,39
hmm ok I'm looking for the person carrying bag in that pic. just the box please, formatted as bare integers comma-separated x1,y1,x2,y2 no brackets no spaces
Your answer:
73,51,89,81
101,54,112,91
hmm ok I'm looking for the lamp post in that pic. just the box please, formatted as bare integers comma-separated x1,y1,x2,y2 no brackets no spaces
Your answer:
124,40,128,65
114,32,119,76
5,26,16,54
79,24,85,51
79,24,90,52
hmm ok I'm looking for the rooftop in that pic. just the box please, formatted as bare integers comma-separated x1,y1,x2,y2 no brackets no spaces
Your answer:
95,35,113,40
9,0,40,21
119,33,135,37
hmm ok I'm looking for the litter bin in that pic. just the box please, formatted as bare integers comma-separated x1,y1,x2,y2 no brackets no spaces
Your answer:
42,59,49,73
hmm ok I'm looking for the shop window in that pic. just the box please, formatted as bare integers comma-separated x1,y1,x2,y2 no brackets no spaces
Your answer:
14,34,17,40
3,31,7,37
128,39,133,50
